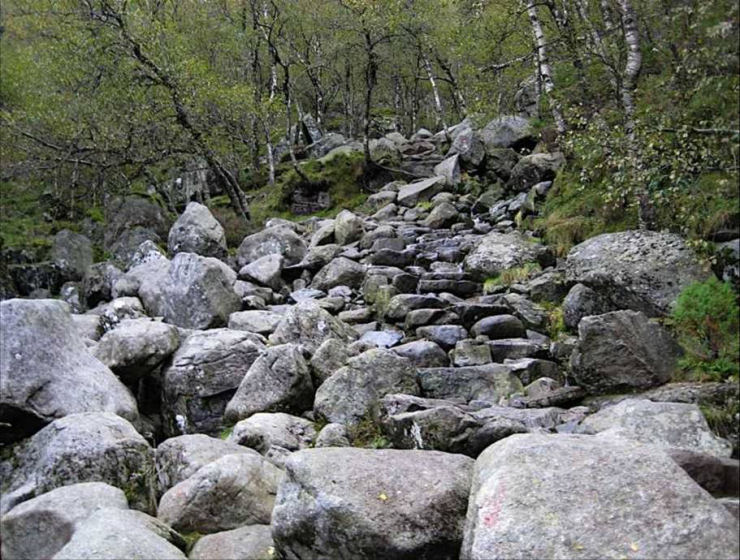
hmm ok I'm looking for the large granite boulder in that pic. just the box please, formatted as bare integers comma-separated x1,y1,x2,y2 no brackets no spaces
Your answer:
397,176,446,207
0,412,156,515
448,126,485,168
239,253,284,290
167,202,227,258
0,482,128,560
161,329,264,437
268,301,357,353
237,225,307,268
0,299,138,443
158,453,282,534
577,398,733,457
224,344,314,423
570,310,682,394
228,412,316,467
417,364,523,403
51,229,93,281
190,525,275,560
562,282,613,330
311,257,365,291
138,252,241,329
272,448,474,560
461,433,739,560
463,232,553,280
565,230,710,316
507,151,565,192
334,209,365,245
479,115,536,152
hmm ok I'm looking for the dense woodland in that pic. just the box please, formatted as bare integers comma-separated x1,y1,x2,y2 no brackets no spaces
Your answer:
1,0,738,252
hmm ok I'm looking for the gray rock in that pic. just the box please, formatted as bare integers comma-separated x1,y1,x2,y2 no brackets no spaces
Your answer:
526,270,569,304
385,294,447,322
334,210,365,245
397,176,446,207
155,434,257,496
507,151,565,192
470,315,525,339
461,433,739,560
451,340,493,367
51,229,93,281
423,201,460,229
417,364,523,403
224,344,314,423
228,412,316,461
577,399,732,457
0,482,128,560
392,340,449,367
0,299,138,443
373,203,399,221
314,349,419,424
434,154,461,187
565,230,710,316
88,296,147,328
162,329,264,437
157,453,282,533
448,127,485,168
237,226,307,268
167,202,227,258
483,148,520,182
72,313,104,341
104,196,170,254
463,232,553,281
359,329,404,348
82,263,124,308
268,301,357,353
0,412,156,515
314,423,351,447
562,283,614,329
504,357,560,385
487,338,549,361
272,448,474,560
60,281,84,313
416,325,469,351
138,252,240,329
667,449,739,496
369,137,402,167
109,227,165,270
570,310,682,394
311,257,365,291
367,190,398,210
190,525,275,560
94,318,180,383
228,309,282,334
309,338,354,385
479,115,535,151
239,253,284,290
53,507,187,560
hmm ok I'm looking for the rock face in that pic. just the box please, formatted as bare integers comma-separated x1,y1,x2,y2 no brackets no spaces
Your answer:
162,329,264,437
272,448,474,560
167,202,227,258
311,257,365,290
463,232,552,280
570,310,682,394
268,301,357,353
190,525,275,560
225,344,314,423
461,433,739,560
577,399,733,458
0,412,156,515
138,252,240,329
0,482,128,560
314,349,419,425
51,229,93,280
565,230,710,316
397,176,446,207
237,225,307,268
158,453,282,533
0,299,138,443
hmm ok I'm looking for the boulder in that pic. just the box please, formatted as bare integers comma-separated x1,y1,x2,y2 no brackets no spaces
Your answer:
577,399,732,457
384,294,447,322
507,151,565,192
138,252,240,329
463,232,553,280
448,126,485,168
190,525,275,560
268,301,357,353
158,453,282,534
416,325,469,351
314,349,419,424
565,230,710,316
479,115,536,152
272,448,474,560
51,229,93,281
0,482,128,560
397,176,446,207
53,507,187,560
369,137,402,167
570,310,682,394
314,423,351,447
423,201,460,229
228,412,316,465
167,202,227,258
239,253,284,290
228,309,283,334
94,318,180,384
417,364,523,403
359,329,404,348
434,154,461,187
461,433,739,560
82,263,124,308
237,226,307,268
470,315,526,339
311,257,365,291
562,283,613,329
162,329,264,437
155,434,258,496
0,412,156,515
104,196,170,253
224,344,314,423
0,299,138,444
392,340,449,368
334,210,365,245
309,338,354,385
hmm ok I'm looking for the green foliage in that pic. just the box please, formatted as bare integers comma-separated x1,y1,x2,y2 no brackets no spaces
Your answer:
218,425,234,440
541,302,566,339
484,262,542,291
348,412,391,449
670,278,739,381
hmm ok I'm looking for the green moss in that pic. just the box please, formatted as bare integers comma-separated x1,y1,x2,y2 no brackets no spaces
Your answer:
218,425,234,440
541,302,566,338
179,532,203,553
484,262,542,291
85,206,105,223
348,412,391,449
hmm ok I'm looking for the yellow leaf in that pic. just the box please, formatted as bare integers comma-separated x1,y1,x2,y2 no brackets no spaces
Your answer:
630,543,639,552
378,492,388,501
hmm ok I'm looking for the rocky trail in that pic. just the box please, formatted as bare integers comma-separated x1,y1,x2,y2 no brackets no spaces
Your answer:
1,118,739,559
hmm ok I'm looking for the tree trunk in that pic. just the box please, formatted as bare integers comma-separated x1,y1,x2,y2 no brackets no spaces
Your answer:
421,50,447,134
362,30,378,165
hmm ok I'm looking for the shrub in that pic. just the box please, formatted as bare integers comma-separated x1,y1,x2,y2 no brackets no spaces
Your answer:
670,277,739,381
